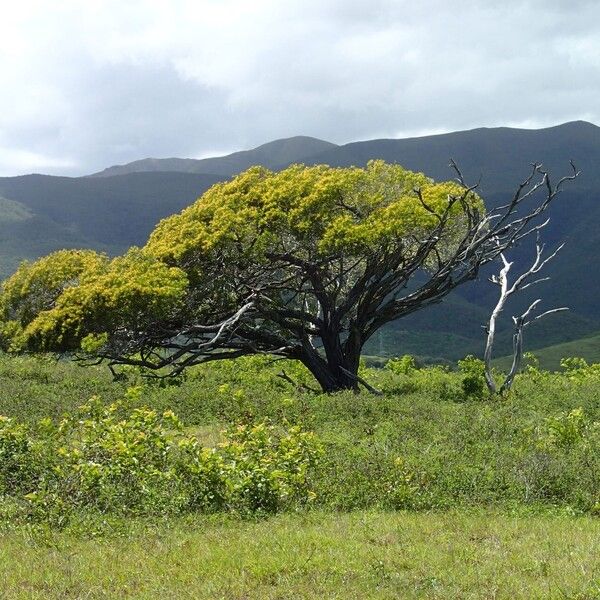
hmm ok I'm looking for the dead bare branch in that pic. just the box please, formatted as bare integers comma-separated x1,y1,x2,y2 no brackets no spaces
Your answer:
482,224,568,394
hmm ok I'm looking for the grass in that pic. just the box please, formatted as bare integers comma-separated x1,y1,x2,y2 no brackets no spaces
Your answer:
0,353,599,597
0,510,599,599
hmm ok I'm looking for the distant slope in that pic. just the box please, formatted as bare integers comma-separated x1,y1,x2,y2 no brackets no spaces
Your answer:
0,172,222,278
0,196,102,277
91,136,338,177
364,299,598,362
303,121,600,191
494,331,600,371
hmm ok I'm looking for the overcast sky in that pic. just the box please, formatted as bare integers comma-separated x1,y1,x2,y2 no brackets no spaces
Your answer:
1,0,599,176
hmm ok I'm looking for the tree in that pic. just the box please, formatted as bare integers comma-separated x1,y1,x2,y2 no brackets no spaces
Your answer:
0,160,578,393
483,224,568,394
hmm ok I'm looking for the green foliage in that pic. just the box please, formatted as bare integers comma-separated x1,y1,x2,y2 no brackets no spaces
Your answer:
385,456,433,509
457,355,487,399
0,416,42,496
385,355,417,375
560,356,600,381
146,161,481,264
216,421,321,513
537,407,596,449
0,388,322,524
0,249,188,352
0,249,107,351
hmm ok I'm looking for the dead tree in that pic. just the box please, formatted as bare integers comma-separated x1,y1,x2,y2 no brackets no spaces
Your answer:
483,224,568,394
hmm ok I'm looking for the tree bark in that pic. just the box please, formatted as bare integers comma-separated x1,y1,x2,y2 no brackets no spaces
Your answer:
299,336,360,393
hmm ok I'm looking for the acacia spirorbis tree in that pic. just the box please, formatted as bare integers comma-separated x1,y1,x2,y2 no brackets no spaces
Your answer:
0,160,578,392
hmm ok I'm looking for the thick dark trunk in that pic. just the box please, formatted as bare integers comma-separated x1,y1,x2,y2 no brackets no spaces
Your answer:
300,334,361,393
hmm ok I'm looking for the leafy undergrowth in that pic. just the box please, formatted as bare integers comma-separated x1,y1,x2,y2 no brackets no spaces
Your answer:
0,389,321,525
0,353,598,522
1,510,599,599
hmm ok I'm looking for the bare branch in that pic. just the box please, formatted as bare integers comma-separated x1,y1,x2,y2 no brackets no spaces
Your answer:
482,227,569,394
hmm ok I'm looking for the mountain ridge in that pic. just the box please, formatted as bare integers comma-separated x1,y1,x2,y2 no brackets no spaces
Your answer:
90,135,338,178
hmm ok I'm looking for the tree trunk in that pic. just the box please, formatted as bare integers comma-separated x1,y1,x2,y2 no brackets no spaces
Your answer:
300,337,360,393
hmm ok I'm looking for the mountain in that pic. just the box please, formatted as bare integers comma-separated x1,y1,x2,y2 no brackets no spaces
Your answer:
0,172,222,277
303,120,600,191
90,136,337,178
1,123,599,361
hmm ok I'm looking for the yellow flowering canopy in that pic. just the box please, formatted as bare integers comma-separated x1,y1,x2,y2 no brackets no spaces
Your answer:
146,160,482,269
0,249,188,352
0,249,107,350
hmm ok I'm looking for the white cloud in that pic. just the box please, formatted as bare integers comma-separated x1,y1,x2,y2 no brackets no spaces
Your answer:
0,0,599,175
0,147,76,176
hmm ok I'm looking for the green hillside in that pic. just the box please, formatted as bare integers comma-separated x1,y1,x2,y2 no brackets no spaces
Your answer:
0,172,223,278
495,331,600,371
0,196,113,278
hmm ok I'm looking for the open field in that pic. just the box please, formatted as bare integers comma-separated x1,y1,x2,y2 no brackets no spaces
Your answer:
0,354,599,598
1,510,600,599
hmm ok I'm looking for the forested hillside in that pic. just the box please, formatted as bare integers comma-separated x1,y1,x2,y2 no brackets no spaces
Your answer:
0,172,222,276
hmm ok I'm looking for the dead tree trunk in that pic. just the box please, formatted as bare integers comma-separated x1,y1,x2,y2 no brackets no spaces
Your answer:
484,226,567,394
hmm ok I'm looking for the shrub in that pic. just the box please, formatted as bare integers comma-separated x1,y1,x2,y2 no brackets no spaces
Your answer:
2,354,600,522
560,357,600,382
0,389,322,524
0,417,39,495
218,421,322,513
385,456,433,510
538,407,595,450
457,355,487,399
515,408,600,510
386,355,417,376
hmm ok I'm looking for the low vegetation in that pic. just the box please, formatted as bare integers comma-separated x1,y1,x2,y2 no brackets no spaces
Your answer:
0,353,598,596
0,353,598,520
2,511,600,599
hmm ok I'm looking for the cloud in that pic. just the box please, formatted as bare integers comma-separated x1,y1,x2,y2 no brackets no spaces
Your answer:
0,0,599,175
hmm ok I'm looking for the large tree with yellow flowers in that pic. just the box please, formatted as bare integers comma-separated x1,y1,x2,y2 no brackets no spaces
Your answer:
0,160,577,392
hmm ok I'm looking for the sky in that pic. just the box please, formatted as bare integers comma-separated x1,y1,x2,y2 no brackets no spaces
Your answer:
0,0,599,176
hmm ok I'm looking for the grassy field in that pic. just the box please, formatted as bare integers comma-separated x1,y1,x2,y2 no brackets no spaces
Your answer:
0,353,599,598
1,511,599,599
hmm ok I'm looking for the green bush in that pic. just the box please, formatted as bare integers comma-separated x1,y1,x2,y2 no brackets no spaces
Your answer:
541,407,594,449
0,416,42,495
386,355,418,376
385,456,434,510
560,357,600,382
218,421,321,513
457,355,487,399
0,388,322,524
